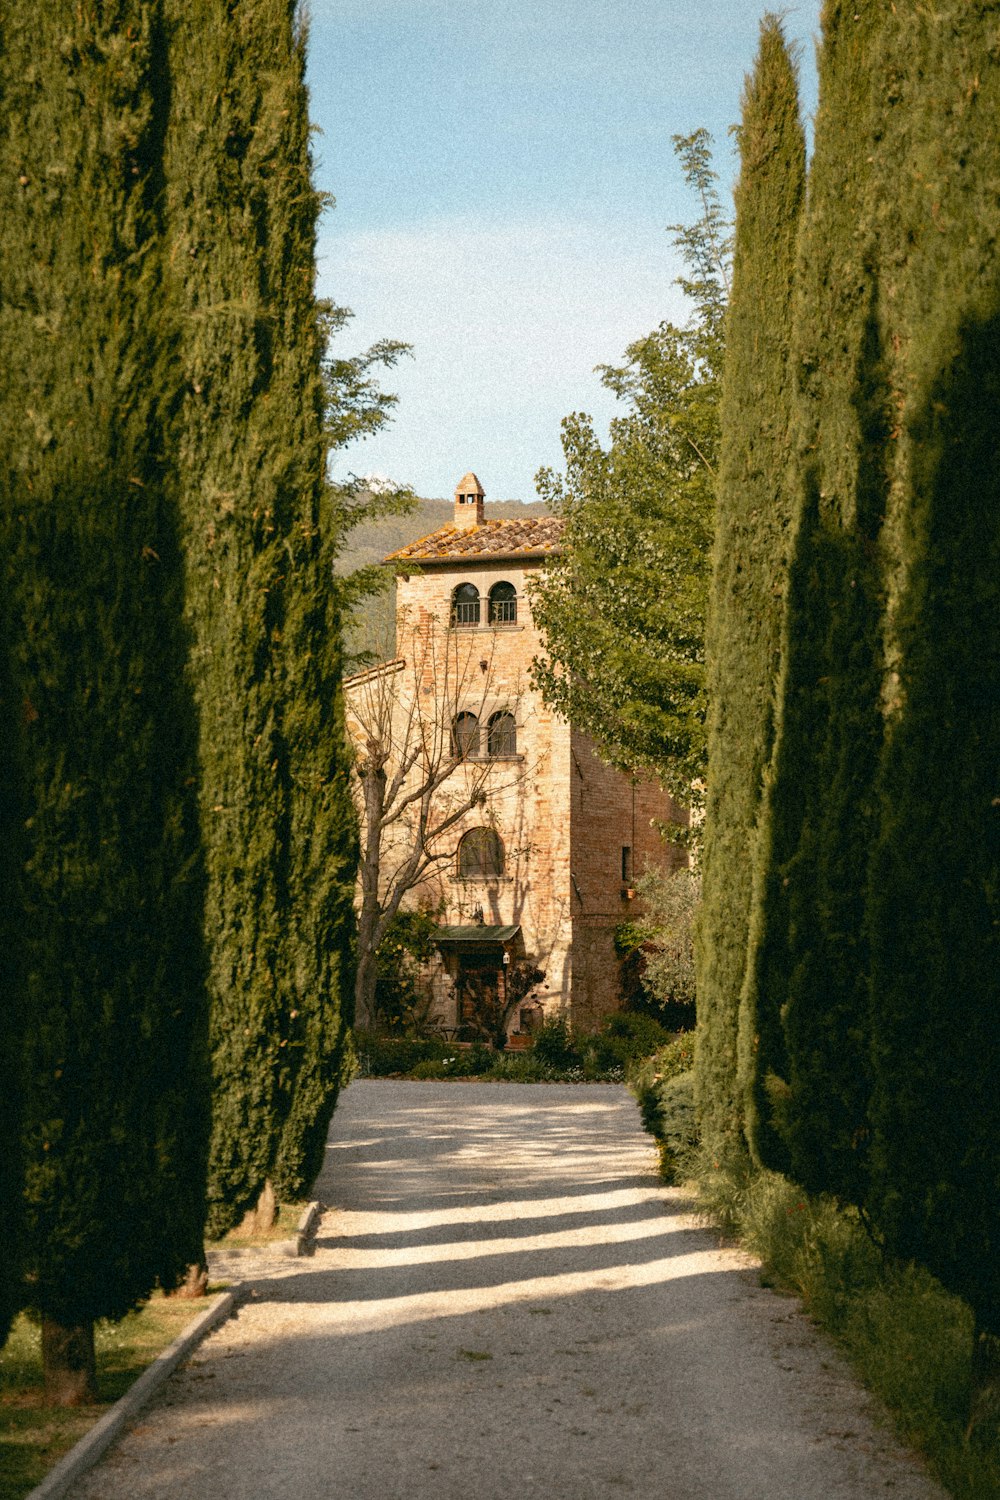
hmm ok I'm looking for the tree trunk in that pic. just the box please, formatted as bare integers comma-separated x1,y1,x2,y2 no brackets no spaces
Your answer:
42,1318,97,1406
356,765,387,1029
237,1179,277,1237
254,1179,277,1233
168,1256,209,1299
355,940,378,1029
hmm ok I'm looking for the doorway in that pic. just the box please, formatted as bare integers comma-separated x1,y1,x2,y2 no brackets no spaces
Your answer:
457,950,505,1045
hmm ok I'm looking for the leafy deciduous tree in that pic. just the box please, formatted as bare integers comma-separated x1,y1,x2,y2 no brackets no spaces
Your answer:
529,131,727,807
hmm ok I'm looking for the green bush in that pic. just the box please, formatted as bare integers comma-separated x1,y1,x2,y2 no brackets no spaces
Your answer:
531,1018,581,1070
408,1045,495,1081
354,1030,453,1077
583,1011,671,1072
372,911,440,1034
690,1147,1000,1500
483,1054,568,1083
654,1074,697,1183
629,1033,697,1137
409,1058,456,1080
356,1012,670,1085
615,874,700,1032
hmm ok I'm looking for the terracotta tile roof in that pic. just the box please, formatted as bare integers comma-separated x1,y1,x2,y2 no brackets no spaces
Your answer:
385,515,564,563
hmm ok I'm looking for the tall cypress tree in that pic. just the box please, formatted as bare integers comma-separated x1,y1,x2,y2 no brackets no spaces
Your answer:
163,0,356,1236
741,0,888,1199
0,1,209,1399
0,613,24,1345
695,16,805,1163
0,9,22,1344
862,3,1000,1351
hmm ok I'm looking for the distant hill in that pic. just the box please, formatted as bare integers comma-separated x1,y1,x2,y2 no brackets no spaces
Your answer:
338,495,551,664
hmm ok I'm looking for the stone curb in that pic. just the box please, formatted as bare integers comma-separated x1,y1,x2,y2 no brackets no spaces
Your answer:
271,1199,322,1258
26,1287,244,1500
295,1200,321,1256
207,1201,322,1263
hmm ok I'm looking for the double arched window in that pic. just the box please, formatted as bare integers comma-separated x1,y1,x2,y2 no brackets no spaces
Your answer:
452,710,517,759
451,711,479,759
457,827,505,879
451,582,480,626
488,581,517,625
450,580,518,627
487,710,517,757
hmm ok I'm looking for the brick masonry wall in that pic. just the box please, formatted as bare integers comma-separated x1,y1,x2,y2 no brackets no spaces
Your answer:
347,538,687,1036
568,727,687,1029
386,558,574,1029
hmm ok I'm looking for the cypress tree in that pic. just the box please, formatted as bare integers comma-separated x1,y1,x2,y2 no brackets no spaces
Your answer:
0,1,209,1399
695,16,805,1162
0,11,22,1343
862,3,1000,1351
163,0,357,1235
740,0,889,1199
0,616,24,1344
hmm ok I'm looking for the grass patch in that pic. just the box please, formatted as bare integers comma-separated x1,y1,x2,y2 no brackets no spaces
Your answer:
206,1200,307,1250
690,1149,1000,1500
0,1294,214,1500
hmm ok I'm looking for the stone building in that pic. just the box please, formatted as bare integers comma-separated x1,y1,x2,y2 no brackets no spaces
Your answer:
345,472,686,1040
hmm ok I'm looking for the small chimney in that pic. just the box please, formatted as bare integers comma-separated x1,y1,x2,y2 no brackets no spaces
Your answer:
454,471,485,530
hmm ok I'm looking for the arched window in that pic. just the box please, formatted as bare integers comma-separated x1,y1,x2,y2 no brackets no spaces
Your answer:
487,710,517,757
457,827,505,878
451,711,479,759
488,580,517,625
451,582,480,626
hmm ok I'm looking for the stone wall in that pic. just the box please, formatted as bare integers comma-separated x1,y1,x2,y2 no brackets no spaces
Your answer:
348,542,687,1037
568,728,688,1027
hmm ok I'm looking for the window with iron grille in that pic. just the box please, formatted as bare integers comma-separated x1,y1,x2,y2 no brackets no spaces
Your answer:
487,710,517,757
451,582,480,626
488,580,517,625
451,711,479,759
457,827,505,878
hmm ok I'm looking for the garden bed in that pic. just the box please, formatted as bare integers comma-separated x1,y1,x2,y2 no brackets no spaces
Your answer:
0,1292,227,1500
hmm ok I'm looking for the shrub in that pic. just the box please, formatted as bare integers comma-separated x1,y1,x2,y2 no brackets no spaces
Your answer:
409,1058,456,1080
372,911,440,1034
689,1146,1000,1499
630,1033,697,1138
484,1054,568,1083
654,1074,698,1183
433,1044,495,1079
583,1011,671,1073
531,1018,581,1070
634,868,700,1024
354,1030,452,1077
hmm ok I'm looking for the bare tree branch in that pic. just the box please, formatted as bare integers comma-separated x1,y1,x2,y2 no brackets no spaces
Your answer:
345,607,530,1027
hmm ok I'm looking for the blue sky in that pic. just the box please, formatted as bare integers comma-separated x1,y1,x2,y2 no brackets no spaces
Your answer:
307,1,823,501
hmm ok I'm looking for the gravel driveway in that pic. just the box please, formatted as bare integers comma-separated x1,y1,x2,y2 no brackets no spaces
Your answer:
72,1080,946,1500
